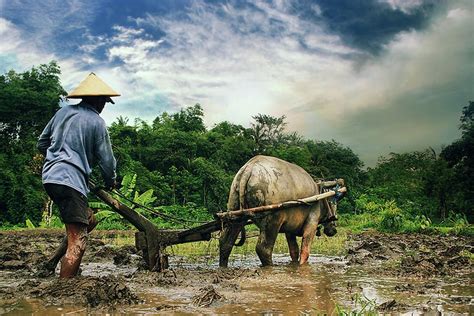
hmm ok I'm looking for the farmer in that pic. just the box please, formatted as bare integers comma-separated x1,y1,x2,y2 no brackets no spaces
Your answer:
37,73,119,278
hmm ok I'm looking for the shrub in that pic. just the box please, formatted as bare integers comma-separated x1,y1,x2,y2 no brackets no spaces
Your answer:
338,213,379,232
379,201,405,231
442,212,470,234
150,203,213,229
96,215,131,230
400,215,431,233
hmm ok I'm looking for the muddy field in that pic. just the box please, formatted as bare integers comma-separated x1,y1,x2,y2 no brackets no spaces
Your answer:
0,229,472,315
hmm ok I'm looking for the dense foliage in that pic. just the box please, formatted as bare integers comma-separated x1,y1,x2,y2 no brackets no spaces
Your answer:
105,106,364,217
441,101,474,215
0,63,471,233
0,62,66,224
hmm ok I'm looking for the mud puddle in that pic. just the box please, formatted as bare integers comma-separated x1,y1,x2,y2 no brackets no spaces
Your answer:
0,230,472,315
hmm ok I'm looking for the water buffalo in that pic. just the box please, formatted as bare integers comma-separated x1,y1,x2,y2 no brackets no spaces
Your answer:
219,155,339,267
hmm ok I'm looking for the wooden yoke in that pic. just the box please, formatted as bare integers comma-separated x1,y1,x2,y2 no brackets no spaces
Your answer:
215,186,347,221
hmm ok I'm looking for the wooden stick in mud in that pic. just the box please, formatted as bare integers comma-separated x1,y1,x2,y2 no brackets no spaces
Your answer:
215,186,347,220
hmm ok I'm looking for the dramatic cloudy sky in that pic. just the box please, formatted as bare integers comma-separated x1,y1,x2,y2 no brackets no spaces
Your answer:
0,0,472,166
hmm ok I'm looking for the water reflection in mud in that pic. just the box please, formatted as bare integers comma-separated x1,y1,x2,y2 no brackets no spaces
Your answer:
213,262,338,315
139,254,472,315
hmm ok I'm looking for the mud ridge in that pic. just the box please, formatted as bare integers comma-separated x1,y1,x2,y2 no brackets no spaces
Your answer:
25,275,140,307
346,232,473,277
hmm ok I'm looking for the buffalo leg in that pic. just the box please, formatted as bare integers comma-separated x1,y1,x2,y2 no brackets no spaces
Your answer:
285,233,299,263
256,227,279,266
299,223,317,265
219,222,243,267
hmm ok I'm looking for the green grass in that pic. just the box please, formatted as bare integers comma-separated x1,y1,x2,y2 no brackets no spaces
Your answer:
168,227,348,260
338,213,474,236
460,249,474,263
338,213,378,233
334,294,378,316
98,233,135,247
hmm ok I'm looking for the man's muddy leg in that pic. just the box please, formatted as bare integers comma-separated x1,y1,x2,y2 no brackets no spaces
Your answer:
43,235,68,273
60,222,88,278
41,208,97,275
86,208,98,232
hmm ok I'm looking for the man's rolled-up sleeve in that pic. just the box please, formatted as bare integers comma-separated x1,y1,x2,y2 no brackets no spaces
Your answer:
37,119,53,156
95,130,117,187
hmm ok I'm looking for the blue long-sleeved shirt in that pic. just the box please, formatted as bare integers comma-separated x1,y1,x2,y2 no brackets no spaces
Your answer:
37,101,116,196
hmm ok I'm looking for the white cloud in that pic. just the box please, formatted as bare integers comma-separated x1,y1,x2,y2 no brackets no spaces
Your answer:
91,1,471,168
0,16,89,98
381,0,424,12
0,0,104,88
0,17,57,71
105,1,356,125
108,39,163,65
1,0,471,166
5,0,96,43
111,25,145,42
292,0,473,165
0,18,22,52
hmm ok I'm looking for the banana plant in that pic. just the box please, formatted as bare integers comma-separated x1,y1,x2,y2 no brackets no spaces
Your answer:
90,173,158,223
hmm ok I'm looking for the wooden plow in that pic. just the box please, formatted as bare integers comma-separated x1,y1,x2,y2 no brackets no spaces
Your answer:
91,182,221,271
90,179,346,271
44,179,346,273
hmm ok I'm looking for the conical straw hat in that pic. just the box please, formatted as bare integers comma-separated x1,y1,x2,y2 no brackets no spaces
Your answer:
67,72,120,98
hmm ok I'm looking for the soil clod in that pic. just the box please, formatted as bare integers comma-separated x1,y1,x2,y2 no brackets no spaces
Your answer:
377,299,408,312
192,285,225,307
29,275,140,307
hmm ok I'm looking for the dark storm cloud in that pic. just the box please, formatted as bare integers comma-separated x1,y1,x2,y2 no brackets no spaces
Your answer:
336,79,472,166
294,0,440,54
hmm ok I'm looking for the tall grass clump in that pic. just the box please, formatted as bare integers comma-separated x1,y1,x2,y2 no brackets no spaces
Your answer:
379,201,405,232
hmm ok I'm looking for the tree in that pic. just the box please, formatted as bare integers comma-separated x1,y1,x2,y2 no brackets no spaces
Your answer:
191,157,230,211
422,154,454,220
207,122,254,172
269,146,312,171
170,104,206,133
361,148,462,221
0,61,66,153
306,140,364,187
442,101,474,170
0,62,66,224
441,101,474,220
250,114,287,153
